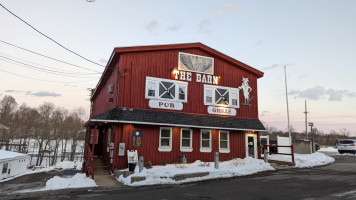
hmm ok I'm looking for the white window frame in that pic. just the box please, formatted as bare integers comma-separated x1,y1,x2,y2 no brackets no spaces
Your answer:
180,128,193,152
204,84,240,108
219,131,230,153
200,129,212,153
158,127,172,152
145,77,188,102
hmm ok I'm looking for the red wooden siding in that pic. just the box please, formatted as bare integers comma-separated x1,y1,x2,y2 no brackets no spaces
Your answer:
113,124,246,169
92,48,260,119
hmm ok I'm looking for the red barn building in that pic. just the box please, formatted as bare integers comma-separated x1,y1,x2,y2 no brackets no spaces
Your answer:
83,43,265,176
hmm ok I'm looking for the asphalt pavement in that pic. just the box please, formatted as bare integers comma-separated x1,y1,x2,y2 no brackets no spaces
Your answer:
4,152,356,200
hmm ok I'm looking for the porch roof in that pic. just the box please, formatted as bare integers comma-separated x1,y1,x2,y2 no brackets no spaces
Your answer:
87,107,266,132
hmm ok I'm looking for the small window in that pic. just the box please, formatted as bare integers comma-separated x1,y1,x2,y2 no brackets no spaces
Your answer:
219,131,230,153
231,92,238,106
2,163,8,174
178,85,187,101
180,129,192,152
205,89,213,104
159,127,172,152
200,130,211,152
90,132,98,144
147,82,156,97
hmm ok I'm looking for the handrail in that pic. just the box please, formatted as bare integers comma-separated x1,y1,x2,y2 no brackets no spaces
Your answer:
84,144,94,179
262,144,295,163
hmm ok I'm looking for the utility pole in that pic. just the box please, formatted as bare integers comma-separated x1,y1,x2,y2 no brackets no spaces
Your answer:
304,100,308,140
284,66,292,145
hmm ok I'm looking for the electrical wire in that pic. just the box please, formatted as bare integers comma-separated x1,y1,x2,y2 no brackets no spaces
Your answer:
0,68,98,83
0,52,99,75
0,40,102,73
0,3,105,67
0,57,99,78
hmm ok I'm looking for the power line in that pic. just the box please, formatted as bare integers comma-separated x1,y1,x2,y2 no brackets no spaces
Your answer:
0,68,98,83
0,57,99,78
0,52,99,75
0,40,102,73
0,3,105,67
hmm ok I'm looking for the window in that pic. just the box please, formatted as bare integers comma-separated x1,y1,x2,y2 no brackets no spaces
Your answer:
205,88,213,103
147,81,156,97
200,130,211,152
2,163,8,174
146,77,188,102
180,129,192,152
90,131,98,144
178,85,187,101
219,131,230,153
159,127,172,152
204,85,239,108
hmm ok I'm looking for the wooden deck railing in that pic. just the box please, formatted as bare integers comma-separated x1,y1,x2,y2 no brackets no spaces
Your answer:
83,144,94,179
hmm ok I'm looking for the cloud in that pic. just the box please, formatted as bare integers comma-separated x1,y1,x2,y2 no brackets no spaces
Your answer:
260,111,269,117
199,19,211,33
167,24,182,32
146,20,159,33
254,40,263,46
5,90,21,93
26,91,61,97
289,86,355,101
99,58,108,64
216,4,239,13
261,64,281,71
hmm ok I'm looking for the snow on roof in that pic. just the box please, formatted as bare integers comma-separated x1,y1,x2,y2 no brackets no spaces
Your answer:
0,150,29,160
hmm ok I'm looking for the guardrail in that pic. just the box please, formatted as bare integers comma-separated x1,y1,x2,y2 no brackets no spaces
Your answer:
262,144,295,163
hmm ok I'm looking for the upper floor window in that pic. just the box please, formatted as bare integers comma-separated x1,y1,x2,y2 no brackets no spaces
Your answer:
204,85,239,108
146,77,188,102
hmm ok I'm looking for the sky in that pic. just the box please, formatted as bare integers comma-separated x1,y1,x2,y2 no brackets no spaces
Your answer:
0,0,355,135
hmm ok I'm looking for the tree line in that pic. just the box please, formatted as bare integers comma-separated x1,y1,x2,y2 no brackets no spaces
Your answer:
0,95,85,166
263,123,354,146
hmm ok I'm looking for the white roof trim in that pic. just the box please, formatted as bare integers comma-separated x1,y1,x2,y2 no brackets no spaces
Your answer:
89,119,265,132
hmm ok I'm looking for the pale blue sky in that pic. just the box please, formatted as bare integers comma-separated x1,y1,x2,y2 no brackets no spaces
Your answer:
0,0,355,134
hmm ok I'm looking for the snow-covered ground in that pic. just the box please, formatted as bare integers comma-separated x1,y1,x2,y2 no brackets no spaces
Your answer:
20,173,97,193
269,152,335,168
319,147,338,152
118,157,275,186
119,152,335,186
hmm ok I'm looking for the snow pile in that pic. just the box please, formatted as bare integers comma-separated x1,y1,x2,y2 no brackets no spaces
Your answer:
118,157,275,186
44,173,97,190
54,160,83,170
269,152,335,168
319,147,338,152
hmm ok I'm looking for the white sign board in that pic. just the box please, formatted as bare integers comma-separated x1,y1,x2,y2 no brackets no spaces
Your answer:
207,106,236,116
118,143,125,156
127,150,138,164
149,100,183,110
277,136,291,154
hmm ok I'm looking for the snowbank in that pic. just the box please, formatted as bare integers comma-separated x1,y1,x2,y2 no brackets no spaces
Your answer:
19,173,97,193
44,173,97,190
54,160,83,170
269,152,335,168
118,157,275,186
319,147,338,152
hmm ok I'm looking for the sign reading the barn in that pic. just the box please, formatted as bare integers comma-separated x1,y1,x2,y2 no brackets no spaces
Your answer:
173,70,220,85
207,106,236,116
149,100,183,110
132,130,142,147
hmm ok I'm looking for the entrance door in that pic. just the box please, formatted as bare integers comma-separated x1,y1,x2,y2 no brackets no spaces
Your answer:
245,133,257,158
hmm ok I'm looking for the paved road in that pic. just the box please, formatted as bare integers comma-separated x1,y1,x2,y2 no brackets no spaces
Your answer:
6,152,356,200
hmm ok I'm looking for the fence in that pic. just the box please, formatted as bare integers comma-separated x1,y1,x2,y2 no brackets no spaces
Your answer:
262,144,295,163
